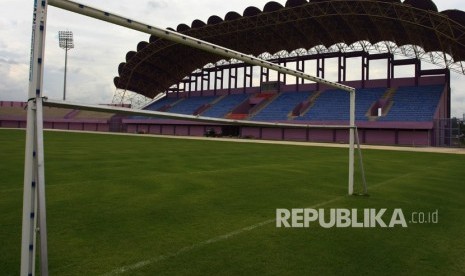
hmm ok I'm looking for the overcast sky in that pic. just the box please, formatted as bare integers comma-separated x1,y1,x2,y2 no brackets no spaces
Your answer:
1,0,465,117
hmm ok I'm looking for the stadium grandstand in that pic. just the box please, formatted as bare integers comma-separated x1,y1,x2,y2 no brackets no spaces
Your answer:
2,0,465,147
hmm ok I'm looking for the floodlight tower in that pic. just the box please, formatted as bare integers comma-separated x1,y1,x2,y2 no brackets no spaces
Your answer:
58,30,74,101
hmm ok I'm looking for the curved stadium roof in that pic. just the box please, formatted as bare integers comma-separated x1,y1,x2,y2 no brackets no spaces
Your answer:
114,0,465,99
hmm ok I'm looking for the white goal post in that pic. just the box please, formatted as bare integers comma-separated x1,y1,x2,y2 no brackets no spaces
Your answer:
22,0,365,275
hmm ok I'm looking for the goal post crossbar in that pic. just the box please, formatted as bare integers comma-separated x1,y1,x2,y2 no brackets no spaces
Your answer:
45,0,357,195
22,0,363,275
43,99,355,130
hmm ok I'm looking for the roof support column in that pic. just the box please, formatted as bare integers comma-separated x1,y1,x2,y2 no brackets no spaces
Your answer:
389,56,395,88
228,65,237,94
281,61,287,85
415,59,421,86
338,54,346,83
214,67,223,94
260,67,270,91
362,53,369,89
234,67,238,90
297,59,305,92
316,57,325,91
243,65,252,93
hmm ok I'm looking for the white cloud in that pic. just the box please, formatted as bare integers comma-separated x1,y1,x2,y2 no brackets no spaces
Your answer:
147,0,169,10
1,0,465,116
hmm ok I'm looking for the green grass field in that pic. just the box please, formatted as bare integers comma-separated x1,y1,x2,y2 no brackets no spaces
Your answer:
1,129,465,275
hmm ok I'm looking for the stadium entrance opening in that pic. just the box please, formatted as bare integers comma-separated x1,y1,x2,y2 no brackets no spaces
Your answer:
222,126,240,137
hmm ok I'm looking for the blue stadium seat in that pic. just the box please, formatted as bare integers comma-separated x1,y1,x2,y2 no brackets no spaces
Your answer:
202,94,249,118
252,91,311,121
379,85,444,122
295,88,385,122
140,85,443,123
131,97,179,120
166,96,218,115
145,97,179,111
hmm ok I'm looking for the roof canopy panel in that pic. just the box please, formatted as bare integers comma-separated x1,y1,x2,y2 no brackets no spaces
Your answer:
115,0,465,98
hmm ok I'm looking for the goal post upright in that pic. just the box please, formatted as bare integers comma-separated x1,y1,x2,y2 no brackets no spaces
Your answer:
21,0,49,275
349,90,356,195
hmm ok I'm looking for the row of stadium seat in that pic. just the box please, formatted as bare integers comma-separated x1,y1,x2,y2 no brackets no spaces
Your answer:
145,97,179,111
252,91,310,121
202,94,249,118
379,85,444,122
164,96,217,115
142,85,444,122
295,88,386,121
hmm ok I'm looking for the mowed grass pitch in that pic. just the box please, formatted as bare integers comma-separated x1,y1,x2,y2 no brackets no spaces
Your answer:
1,129,465,275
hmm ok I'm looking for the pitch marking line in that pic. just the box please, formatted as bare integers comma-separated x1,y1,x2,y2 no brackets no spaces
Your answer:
102,171,415,275
101,196,342,276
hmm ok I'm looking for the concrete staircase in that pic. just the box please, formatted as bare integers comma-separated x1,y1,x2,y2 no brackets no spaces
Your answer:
289,91,322,119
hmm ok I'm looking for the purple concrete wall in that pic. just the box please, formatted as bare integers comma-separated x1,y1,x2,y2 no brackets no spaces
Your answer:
335,130,350,143
127,125,137,133
365,130,396,145
284,128,307,142
282,83,318,92
241,127,261,139
215,89,229,96
137,125,149,133
202,90,215,97
124,124,212,137
124,124,434,147
307,129,334,142
262,128,282,140
161,125,175,135
146,125,160,135
169,87,260,98
418,76,447,86
285,76,446,93
361,79,389,88
175,126,189,136
190,126,206,137
69,123,84,131
0,101,26,108
0,120,23,128
83,124,97,131
98,124,109,132
52,122,69,130
398,130,430,146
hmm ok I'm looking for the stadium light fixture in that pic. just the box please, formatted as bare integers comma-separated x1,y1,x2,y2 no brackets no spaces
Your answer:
58,30,74,101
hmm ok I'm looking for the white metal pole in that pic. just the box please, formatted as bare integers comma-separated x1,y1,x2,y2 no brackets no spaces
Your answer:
63,46,68,101
21,0,49,274
355,128,368,194
35,97,49,276
21,102,37,275
348,91,356,195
